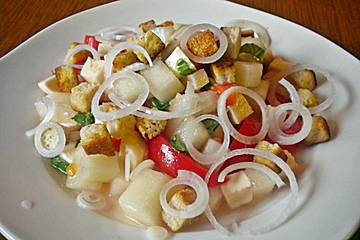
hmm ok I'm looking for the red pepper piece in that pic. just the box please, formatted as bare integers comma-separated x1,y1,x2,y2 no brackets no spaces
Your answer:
84,35,100,50
148,135,224,187
215,84,238,106
111,138,121,152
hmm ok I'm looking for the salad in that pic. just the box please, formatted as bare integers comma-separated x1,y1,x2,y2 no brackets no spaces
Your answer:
26,19,334,239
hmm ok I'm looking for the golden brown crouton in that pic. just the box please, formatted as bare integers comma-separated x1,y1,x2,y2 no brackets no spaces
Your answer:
210,60,236,85
80,124,115,156
70,82,99,113
139,19,156,33
55,65,79,92
305,116,331,145
69,42,92,64
161,188,196,232
298,88,319,107
130,31,165,63
113,50,138,73
267,57,293,72
187,30,219,57
283,150,300,174
254,140,287,173
287,70,317,91
158,20,174,27
136,118,167,140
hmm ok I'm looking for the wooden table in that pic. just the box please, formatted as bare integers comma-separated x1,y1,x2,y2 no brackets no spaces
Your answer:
0,0,359,239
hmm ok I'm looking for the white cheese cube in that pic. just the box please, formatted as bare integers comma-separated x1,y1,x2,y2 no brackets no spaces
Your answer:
187,69,209,90
119,169,170,226
234,61,263,87
245,169,275,199
80,57,105,85
221,171,253,209
202,138,222,155
165,46,195,78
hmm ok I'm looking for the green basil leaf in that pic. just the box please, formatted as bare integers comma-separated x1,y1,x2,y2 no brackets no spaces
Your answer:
72,112,95,127
202,119,220,133
176,59,195,76
152,98,170,111
50,156,69,174
240,43,265,63
170,135,188,153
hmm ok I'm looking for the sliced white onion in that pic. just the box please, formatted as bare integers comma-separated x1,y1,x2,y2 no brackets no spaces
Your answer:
91,71,149,122
122,62,148,72
170,24,193,41
205,148,298,235
180,23,228,64
124,157,131,182
267,64,335,114
183,114,230,165
129,159,155,181
279,79,300,129
160,170,209,219
268,103,312,145
151,26,175,45
26,96,55,137
146,226,168,240
104,42,153,77
226,19,271,48
95,26,139,42
217,86,269,145
76,191,106,210
34,122,66,158
63,44,100,69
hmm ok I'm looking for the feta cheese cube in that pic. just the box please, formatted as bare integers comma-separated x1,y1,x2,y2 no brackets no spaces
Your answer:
80,57,105,85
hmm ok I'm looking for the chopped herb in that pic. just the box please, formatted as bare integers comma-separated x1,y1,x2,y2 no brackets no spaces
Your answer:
170,135,188,153
152,98,170,111
176,59,196,76
72,112,95,127
240,43,265,63
50,156,69,174
75,139,81,148
202,119,220,133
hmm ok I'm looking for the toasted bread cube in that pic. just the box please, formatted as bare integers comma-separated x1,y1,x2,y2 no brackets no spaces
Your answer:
187,30,219,57
139,19,156,33
221,171,253,209
80,57,105,85
131,31,165,63
210,61,236,85
187,69,209,90
305,116,331,145
221,26,242,59
254,140,287,173
249,79,270,100
162,188,196,231
70,82,98,113
228,94,254,124
165,46,196,78
267,57,293,72
55,65,79,93
136,118,167,140
298,88,319,107
113,50,138,73
158,20,174,27
287,70,317,91
80,124,115,156
283,150,300,174
119,169,170,226
69,42,92,64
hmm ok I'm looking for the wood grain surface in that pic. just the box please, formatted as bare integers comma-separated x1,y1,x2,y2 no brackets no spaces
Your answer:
0,0,359,239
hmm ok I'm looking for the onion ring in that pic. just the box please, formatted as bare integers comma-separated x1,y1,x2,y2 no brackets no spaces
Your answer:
76,191,106,210
160,170,209,219
217,86,269,145
34,122,66,158
129,159,155,181
95,26,139,42
279,79,300,129
63,44,100,69
180,24,228,64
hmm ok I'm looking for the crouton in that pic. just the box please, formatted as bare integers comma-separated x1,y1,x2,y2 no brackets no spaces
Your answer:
287,70,317,91
241,29,255,37
267,57,293,72
305,116,331,145
70,82,98,113
130,31,165,63
55,65,79,93
162,188,197,231
187,69,209,90
187,30,219,57
283,150,300,174
298,88,319,107
80,58,105,85
136,118,167,140
113,50,138,73
228,94,254,124
210,60,236,85
254,140,287,173
80,124,115,156
69,42,92,64
139,19,156,33
221,26,242,59
158,20,174,27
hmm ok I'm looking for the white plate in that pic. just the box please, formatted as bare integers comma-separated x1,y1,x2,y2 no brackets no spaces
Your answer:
0,0,359,239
